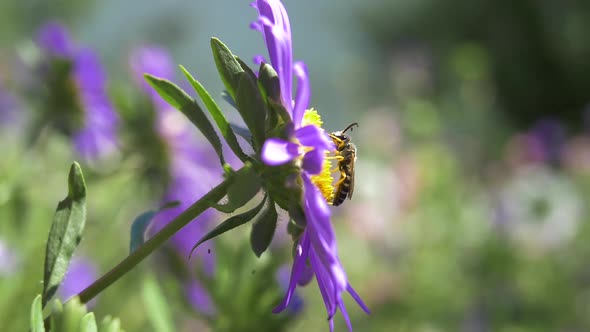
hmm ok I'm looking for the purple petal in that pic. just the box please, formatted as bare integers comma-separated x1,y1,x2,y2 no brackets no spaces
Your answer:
292,61,310,128
347,284,371,314
37,21,74,57
254,0,293,112
339,302,353,332
273,232,311,313
297,264,314,286
295,125,335,151
302,148,324,175
253,55,266,66
261,138,300,165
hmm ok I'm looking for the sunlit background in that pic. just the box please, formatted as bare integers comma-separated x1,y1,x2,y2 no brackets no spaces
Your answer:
2,0,590,331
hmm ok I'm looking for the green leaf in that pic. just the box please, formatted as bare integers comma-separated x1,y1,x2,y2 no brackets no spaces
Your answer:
179,65,249,161
144,74,225,166
129,201,180,254
81,313,98,332
42,162,87,307
30,295,45,332
250,201,278,257
210,37,244,101
235,73,267,149
212,163,261,213
190,194,267,258
142,275,175,332
235,56,257,81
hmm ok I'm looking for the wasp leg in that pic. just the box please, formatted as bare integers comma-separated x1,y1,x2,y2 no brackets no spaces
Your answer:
334,169,347,188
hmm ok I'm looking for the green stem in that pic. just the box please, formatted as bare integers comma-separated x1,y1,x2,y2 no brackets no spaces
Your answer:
75,177,232,304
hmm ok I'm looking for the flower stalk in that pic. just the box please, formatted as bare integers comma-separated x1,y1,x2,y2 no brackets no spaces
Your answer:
74,176,233,304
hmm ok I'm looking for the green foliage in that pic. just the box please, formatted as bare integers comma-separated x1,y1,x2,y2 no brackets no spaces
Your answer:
31,295,124,332
210,38,267,148
30,295,45,332
129,201,179,254
210,37,245,102
42,162,87,307
212,163,261,213
143,74,226,166
190,194,268,258
179,65,249,161
250,200,278,257
141,275,175,332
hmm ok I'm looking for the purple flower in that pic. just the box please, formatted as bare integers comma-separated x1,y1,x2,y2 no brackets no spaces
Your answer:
185,280,216,316
59,257,98,306
0,239,21,276
130,46,219,311
251,1,369,330
36,22,118,161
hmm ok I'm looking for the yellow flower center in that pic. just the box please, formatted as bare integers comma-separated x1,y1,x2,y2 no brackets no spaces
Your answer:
302,109,335,203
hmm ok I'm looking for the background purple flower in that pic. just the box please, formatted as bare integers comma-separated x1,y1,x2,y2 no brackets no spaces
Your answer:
0,239,21,276
58,257,99,306
130,45,220,311
36,21,118,161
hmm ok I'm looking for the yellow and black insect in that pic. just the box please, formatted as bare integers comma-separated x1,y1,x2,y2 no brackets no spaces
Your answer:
330,123,358,206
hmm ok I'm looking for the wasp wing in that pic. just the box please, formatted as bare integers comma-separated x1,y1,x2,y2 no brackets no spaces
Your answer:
347,144,356,200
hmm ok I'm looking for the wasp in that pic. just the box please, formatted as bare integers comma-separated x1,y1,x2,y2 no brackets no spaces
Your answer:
329,122,358,206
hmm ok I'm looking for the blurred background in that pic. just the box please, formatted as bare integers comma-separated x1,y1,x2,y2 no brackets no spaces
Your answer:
2,0,590,331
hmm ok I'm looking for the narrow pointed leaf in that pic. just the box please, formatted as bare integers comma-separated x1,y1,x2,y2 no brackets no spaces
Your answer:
210,38,244,100
30,295,45,332
144,74,225,165
142,275,175,332
235,73,267,149
250,201,278,257
179,65,249,161
212,163,261,213
42,162,87,307
189,195,267,258
235,56,257,81
129,201,180,254
81,313,98,332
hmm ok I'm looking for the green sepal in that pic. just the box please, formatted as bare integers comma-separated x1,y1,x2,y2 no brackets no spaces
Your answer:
30,295,45,332
144,74,225,166
42,162,87,308
129,201,180,254
235,72,267,149
210,37,244,101
179,65,249,161
212,163,261,213
189,194,268,258
250,200,278,257
142,275,175,332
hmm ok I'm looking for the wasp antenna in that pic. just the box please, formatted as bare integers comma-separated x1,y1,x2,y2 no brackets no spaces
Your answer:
342,122,359,133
